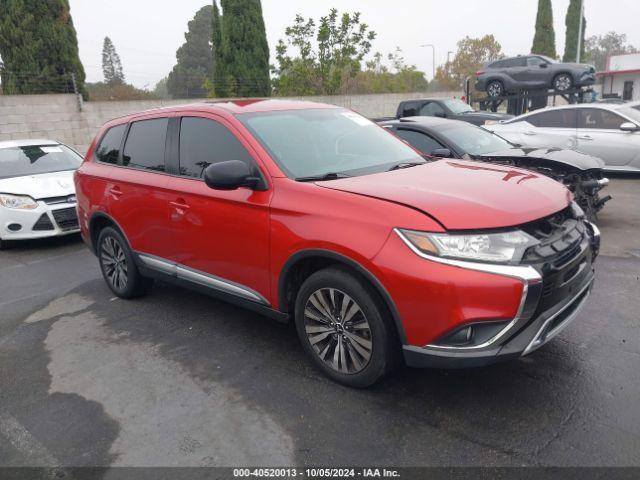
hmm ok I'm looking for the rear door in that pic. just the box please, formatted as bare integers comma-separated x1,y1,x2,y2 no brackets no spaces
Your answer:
577,108,638,167
512,108,578,149
164,114,272,304
107,115,174,259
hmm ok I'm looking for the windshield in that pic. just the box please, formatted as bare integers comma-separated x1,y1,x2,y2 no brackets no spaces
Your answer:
440,124,512,156
0,144,82,180
239,108,423,179
538,55,557,64
621,106,640,124
442,99,474,114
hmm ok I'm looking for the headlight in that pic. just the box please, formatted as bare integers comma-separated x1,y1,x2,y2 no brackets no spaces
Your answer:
0,193,38,210
398,229,539,264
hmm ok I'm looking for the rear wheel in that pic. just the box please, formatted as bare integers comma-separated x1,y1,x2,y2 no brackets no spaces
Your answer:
294,268,398,388
486,80,505,98
553,73,573,92
97,227,153,299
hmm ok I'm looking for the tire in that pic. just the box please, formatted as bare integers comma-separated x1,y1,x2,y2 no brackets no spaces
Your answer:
294,267,399,388
97,226,153,299
486,80,504,98
553,73,573,92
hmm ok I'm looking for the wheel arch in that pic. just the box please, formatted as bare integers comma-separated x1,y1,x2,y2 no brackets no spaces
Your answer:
88,212,130,255
278,249,407,344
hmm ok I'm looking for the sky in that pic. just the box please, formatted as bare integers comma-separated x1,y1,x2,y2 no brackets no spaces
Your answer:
68,0,640,89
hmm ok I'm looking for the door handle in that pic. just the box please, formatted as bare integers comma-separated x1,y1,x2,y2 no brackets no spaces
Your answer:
524,131,537,136
170,199,190,210
108,186,123,198
578,135,593,140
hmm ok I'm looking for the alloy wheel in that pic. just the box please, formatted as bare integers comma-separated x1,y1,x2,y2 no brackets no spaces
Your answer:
487,81,503,98
101,236,128,291
303,288,373,374
555,75,572,91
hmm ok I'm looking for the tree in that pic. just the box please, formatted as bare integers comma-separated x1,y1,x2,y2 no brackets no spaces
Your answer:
102,37,125,85
532,0,557,58
0,0,86,96
210,1,229,96
563,0,586,62
214,0,271,97
436,35,503,91
585,32,638,71
167,5,213,99
353,48,428,94
272,9,376,96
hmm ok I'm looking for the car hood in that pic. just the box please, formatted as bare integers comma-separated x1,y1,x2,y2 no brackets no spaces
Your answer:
478,147,605,171
0,170,76,199
318,160,571,230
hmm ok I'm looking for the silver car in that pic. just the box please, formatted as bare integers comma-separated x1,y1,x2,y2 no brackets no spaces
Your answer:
488,102,640,172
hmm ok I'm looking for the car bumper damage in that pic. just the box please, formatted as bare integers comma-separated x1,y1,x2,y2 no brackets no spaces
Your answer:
398,214,600,369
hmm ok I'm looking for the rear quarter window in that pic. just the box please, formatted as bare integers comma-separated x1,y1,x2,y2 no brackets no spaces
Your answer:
95,124,126,164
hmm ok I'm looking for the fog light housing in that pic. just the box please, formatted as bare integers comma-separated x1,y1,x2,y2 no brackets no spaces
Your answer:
8,223,22,232
431,321,511,349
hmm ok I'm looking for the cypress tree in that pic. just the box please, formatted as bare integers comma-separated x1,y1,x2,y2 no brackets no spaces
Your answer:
531,0,557,58
218,0,271,97
0,0,86,96
563,0,586,62
167,5,214,99
211,1,230,97
102,37,125,85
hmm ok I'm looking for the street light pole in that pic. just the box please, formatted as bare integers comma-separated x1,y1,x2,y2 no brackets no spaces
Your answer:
420,44,435,80
576,0,584,63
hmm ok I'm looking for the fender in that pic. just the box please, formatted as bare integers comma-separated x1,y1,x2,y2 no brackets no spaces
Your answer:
278,249,407,344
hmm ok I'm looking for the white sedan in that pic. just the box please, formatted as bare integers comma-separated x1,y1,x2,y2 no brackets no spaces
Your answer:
488,102,640,172
0,139,83,249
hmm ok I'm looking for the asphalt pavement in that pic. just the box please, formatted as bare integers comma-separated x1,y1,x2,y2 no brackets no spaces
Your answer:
0,178,639,468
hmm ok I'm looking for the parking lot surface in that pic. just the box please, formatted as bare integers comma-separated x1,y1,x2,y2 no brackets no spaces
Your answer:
0,178,639,467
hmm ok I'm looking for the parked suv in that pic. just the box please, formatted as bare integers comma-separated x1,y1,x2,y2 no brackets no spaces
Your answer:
475,55,596,98
75,100,600,387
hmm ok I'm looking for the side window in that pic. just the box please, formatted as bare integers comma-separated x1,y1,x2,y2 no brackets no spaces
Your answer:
395,129,445,155
578,109,626,130
419,102,445,117
527,56,545,67
526,109,577,128
179,117,255,179
95,124,126,165
122,118,169,172
504,57,526,68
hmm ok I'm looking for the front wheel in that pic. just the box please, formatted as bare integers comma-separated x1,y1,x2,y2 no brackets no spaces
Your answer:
97,227,153,299
294,268,399,388
553,74,573,92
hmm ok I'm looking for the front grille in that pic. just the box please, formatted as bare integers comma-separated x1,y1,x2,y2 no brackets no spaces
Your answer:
52,207,79,231
33,213,55,231
521,206,586,264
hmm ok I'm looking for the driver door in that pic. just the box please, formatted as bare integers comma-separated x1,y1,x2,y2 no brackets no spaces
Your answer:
164,114,272,304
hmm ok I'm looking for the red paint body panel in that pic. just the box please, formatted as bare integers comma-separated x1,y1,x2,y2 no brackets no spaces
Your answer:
75,101,569,349
321,159,572,230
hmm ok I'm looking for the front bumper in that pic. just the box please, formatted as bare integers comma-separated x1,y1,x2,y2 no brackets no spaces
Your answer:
0,201,80,241
400,221,599,369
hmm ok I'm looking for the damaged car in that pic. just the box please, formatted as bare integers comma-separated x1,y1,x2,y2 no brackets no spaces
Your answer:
379,116,611,221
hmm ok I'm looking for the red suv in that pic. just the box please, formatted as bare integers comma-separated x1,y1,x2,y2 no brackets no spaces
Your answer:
75,100,600,387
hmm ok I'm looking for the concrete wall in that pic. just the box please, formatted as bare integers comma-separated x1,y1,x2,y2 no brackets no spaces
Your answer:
0,91,460,154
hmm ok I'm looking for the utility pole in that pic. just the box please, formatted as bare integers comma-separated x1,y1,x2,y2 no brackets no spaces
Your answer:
576,0,584,63
420,44,436,80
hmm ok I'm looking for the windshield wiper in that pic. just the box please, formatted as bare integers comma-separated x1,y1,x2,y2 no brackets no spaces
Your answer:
388,161,427,172
295,172,351,182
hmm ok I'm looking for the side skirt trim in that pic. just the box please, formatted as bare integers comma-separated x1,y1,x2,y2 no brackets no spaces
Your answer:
137,253,270,306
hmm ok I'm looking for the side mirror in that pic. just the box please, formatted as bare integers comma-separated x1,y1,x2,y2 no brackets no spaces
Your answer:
434,111,447,118
620,122,638,132
431,148,452,158
204,160,261,191
540,63,549,69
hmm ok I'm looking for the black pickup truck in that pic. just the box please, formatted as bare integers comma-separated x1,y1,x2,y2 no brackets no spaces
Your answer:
382,98,513,126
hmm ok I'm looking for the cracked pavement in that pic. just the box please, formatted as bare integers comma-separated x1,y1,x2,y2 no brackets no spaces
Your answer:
0,178,639,467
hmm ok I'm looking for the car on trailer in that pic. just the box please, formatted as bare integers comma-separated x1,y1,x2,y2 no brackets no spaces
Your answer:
475,55,596,98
